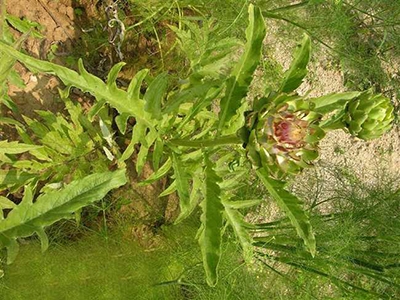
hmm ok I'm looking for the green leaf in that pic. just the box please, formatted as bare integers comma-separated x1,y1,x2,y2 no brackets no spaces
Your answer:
164,81,218,113
0,196,16,220
256,168,316,256
198,152,224,286
119,122,147,162
0,42,154,129
0,170,36,191
280,34,311,93
144,72,168,119
222,199,263,209
0,117,24,128
138,157,172,186
106,62,126,88
5,15,43,38
224,205,253,262
127,69,149,105
0,140,42,154
136,129,158,175
217,4,266,133
0,169,127,264
175,174,202,224
159,180,176,197
115,113,130,135
172,152,191,220
310,91,362,114
152,139,164,171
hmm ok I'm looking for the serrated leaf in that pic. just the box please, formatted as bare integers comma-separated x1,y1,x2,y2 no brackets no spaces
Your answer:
115,113,130,134
144,72,168,119
217,5,266,133
0,169,127,264
1,94,18,113
5,15,43,38
0,196,16,220
222,199,263,209
172,152,191,219
106,62,126,88
310,91,361,114
136,129,158,175
88,99,106,121
0,117,24,128
199,152,224,286
256,168,316,256
127,69,149,103
164,81,218,113
8,69,25,88
0,42,154,129
119,122,147,162
138,157,172,186
0,170,36,191
280,34,311,93
0,140,42,154
175,174,202,224
224,205,253,262
152,139,164,171
0,196,16,209
159,180,176,197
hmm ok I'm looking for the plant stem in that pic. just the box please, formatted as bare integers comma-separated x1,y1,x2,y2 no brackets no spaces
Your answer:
168,134,242,148
266,1,310,13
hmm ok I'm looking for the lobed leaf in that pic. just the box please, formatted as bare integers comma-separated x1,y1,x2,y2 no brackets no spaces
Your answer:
172,152,191,220
256,168,316,256
198,152,224,286
224,205,253,262
0,140,42,154
0,169,127,264
310,91,361,114
0,42,154,128
144,72,168,119
138,157,172,186
280,34,311,93
217,4,266,133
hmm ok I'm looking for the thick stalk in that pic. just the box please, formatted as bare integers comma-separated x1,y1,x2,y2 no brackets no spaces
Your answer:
169,134,242,148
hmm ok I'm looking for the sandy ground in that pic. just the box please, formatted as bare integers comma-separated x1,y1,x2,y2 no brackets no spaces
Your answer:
264,21,400,192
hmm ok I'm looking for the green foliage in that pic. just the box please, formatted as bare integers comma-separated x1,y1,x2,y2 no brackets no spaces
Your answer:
0,170,127,264
198,152,224,286
254,165,400,299
218,5,266,134
280,34,311,93
0,218,272,300
256,169,316,256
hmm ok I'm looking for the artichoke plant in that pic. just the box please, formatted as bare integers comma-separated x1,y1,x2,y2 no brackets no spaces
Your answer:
343,92,394,140
244,95,325,179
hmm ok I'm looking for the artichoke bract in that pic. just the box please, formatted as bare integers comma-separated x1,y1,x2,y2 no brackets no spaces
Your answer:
244,95,325,179
343,92,394,140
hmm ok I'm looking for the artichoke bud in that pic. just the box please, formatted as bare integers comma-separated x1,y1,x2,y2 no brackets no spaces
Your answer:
244,96,325,179
344,92,394,140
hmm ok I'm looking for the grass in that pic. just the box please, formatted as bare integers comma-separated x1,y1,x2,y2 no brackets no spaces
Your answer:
252,163,400,299
264,1,400,91
0,217,271,300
